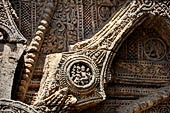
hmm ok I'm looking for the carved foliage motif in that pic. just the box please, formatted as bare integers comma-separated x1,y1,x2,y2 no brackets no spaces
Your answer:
41,0,126,54
141,0,170,17
71,0,170,52
41,0,81,54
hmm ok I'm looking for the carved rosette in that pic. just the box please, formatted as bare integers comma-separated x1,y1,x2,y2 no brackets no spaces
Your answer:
54,54,105,109
59,55,100,94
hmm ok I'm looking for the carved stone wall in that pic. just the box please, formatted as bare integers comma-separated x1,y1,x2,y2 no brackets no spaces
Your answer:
81,16,170,113
1,0,170,113
143,99,170,113
11,0,126,104
11,0,45,45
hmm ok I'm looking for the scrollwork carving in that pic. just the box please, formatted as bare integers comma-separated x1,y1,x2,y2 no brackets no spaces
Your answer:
41,0,79,54
140,0,170,17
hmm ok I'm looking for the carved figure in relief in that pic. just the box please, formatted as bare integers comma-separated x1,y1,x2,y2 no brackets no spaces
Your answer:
118,61,170,77
71,65,81,85
144,39,166,60
80,65,89,85
32,1,170,112
70,63,93,86
99,6,111,21
2,0,170,113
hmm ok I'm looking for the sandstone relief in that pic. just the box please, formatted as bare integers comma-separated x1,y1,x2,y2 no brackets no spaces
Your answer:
0,0,170,113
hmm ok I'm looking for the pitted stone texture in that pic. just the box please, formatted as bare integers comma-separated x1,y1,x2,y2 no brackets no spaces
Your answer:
0,44,24,99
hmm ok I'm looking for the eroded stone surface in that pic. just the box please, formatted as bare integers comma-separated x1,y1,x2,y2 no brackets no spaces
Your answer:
0,44,24,99
1,0,170,113
0,0,26,99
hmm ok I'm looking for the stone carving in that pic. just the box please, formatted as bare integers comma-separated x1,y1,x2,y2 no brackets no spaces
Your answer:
144,101,170,113
17,0,57,102
69,63,93,87
11,0,46,45
117,86,170,113
99,6,111,21
31,0,170,112
32,53,102,112
0,3,10,26
58,55,101,95
0,0,26,99
1,0,170,113
0,0,26,43
144,38,166,60
11,0,126,105
0,99,38,113
41,0,81,54
80,18,170,112
31,54,78,113
33,77,77,113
